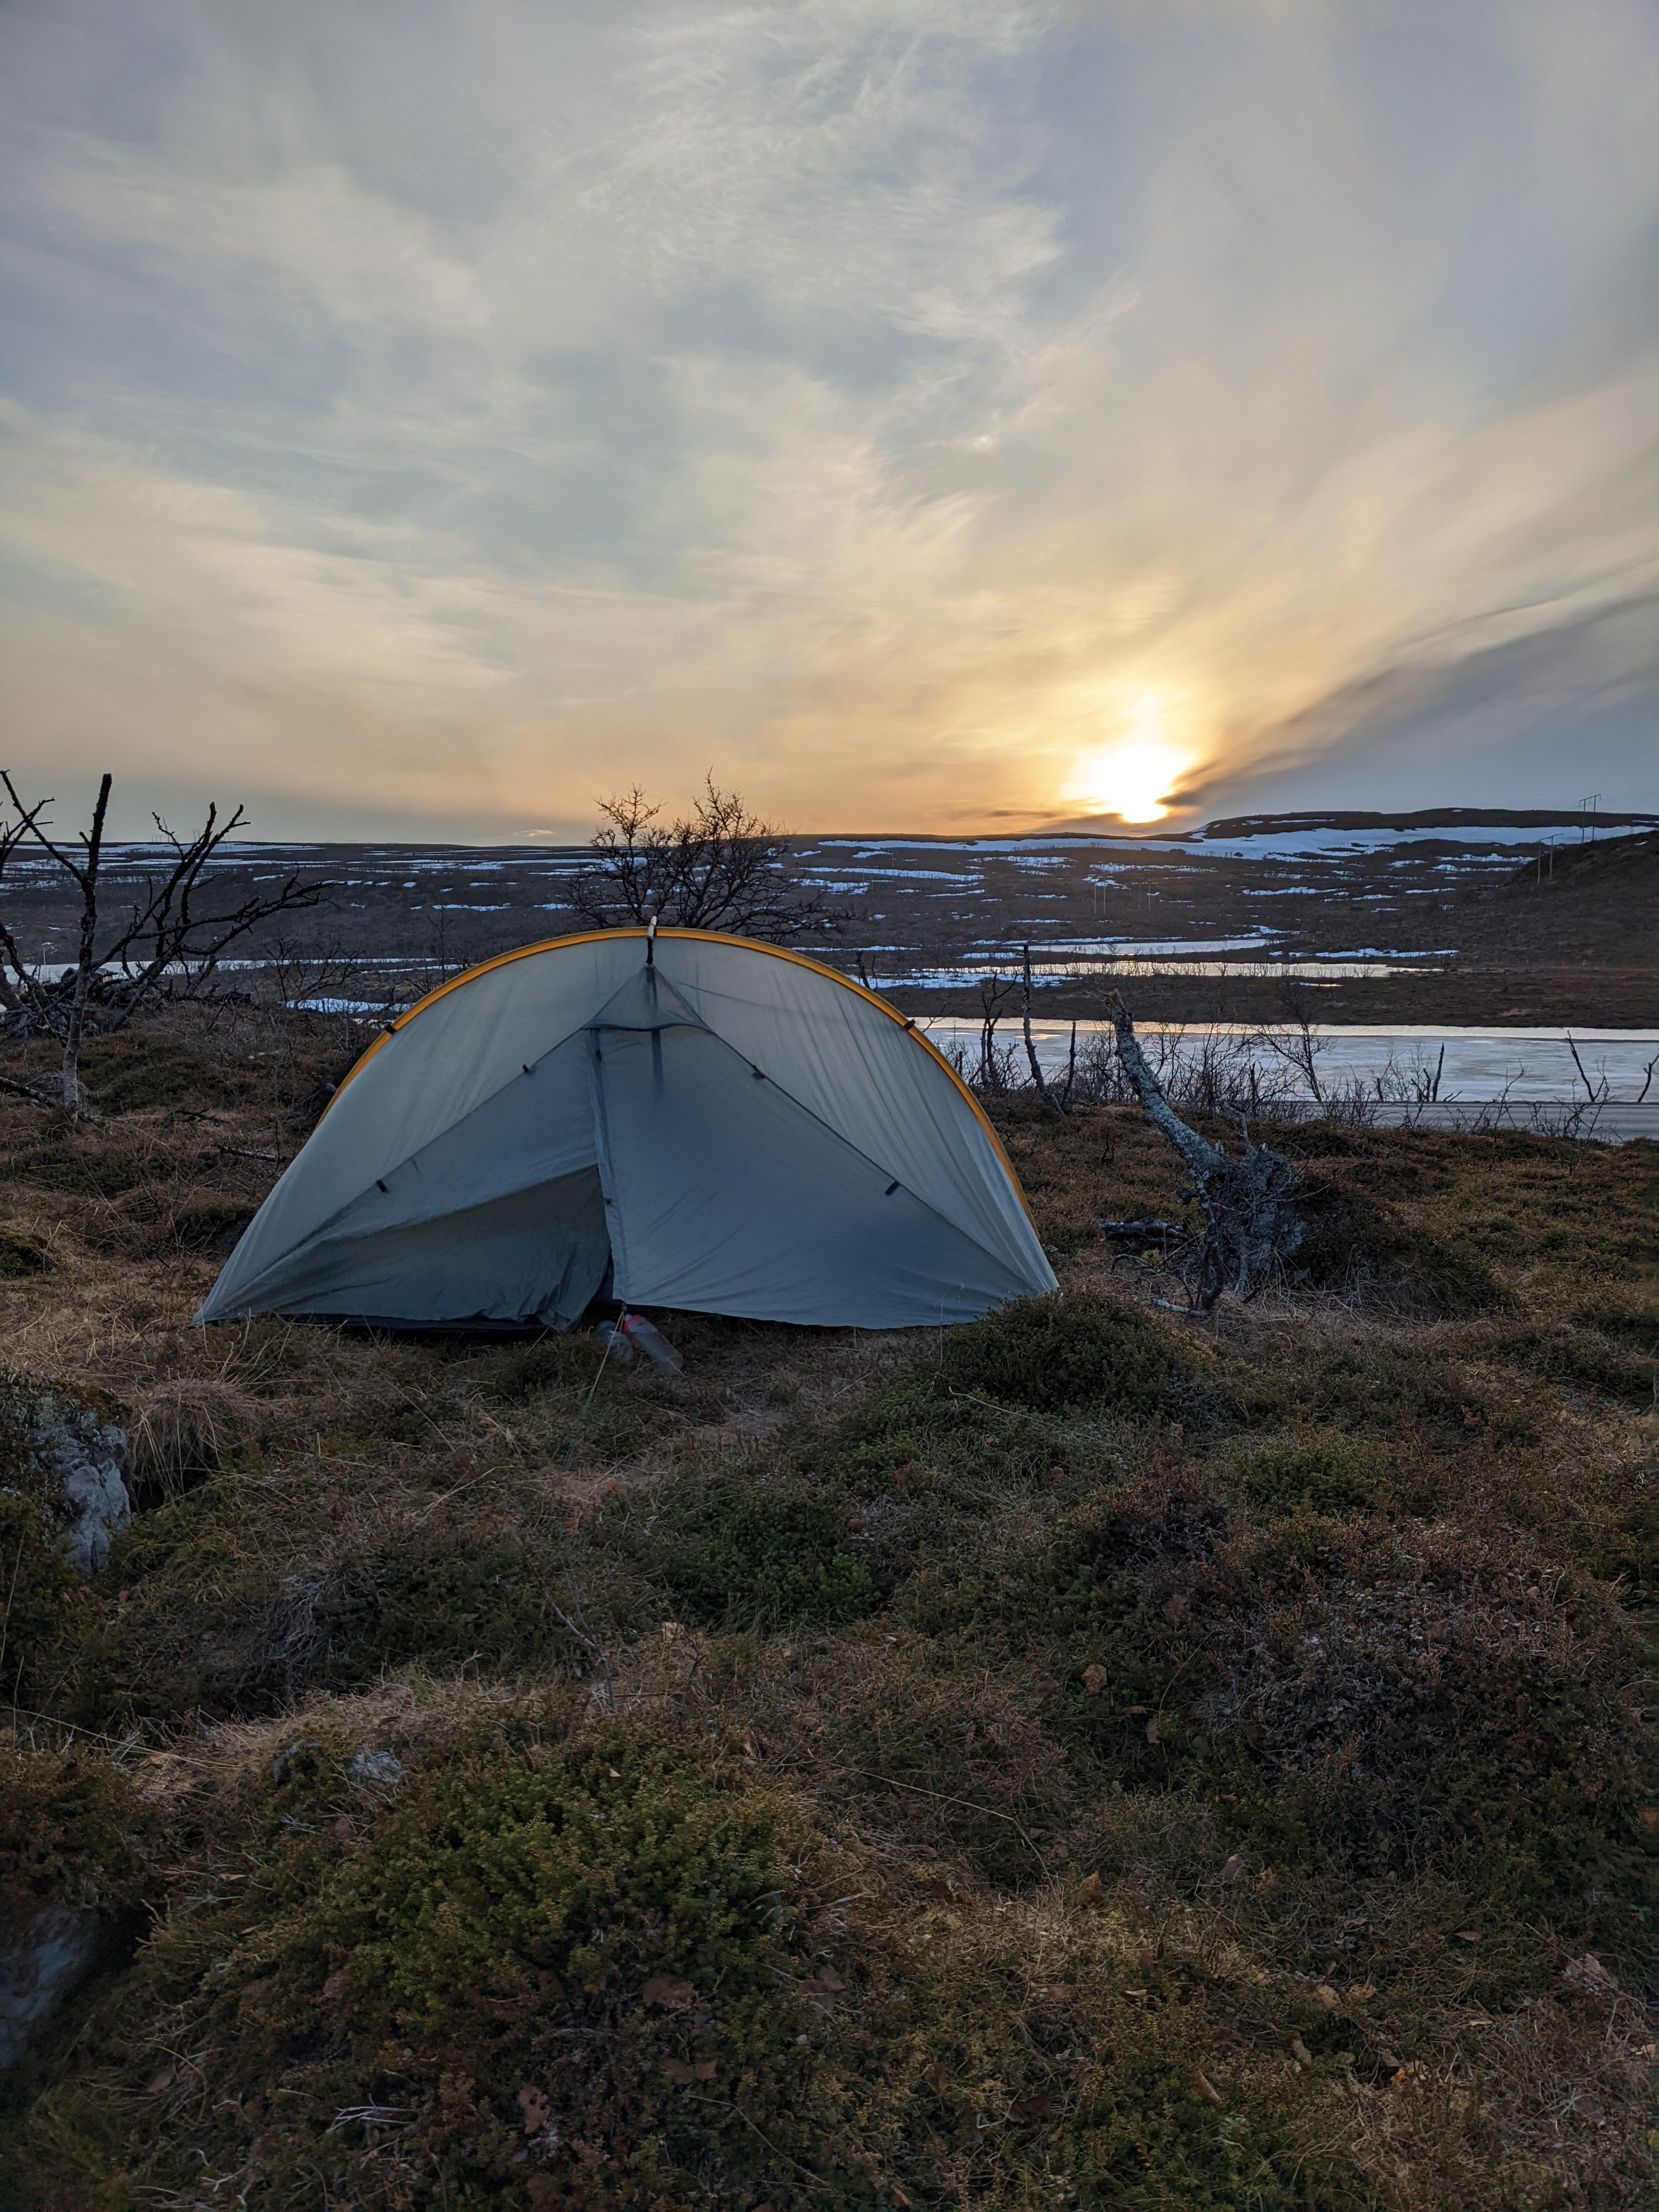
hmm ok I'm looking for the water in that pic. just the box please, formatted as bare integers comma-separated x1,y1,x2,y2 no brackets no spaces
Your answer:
918,1019,1659,1104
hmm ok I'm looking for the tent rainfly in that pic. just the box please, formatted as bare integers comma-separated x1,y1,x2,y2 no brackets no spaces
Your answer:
195,929,1057,1331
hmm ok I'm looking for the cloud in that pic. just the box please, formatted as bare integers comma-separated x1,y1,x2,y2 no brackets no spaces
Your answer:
0,0,1654,838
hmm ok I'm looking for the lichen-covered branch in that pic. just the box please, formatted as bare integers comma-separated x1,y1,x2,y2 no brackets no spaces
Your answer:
1108,995,1307,1308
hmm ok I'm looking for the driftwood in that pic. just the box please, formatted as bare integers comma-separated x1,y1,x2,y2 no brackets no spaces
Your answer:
1107,996,1306,1310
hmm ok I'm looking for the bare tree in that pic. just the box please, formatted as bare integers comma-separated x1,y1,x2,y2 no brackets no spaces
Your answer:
0,772,330,1111
974,974,1016,1091
1019,944,1064,1115
1108,995,1307,1310
564,778,843,942
1256,989,1326,1109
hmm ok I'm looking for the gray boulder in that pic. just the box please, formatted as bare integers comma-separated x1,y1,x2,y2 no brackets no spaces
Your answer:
0,1905,106,2070
0,1373,131,1575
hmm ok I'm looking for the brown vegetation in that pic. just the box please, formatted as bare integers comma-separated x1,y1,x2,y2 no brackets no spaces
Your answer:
0,998,1653,2209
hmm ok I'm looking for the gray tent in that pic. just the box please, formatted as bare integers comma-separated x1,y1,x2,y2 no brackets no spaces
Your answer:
196,929,1056,1331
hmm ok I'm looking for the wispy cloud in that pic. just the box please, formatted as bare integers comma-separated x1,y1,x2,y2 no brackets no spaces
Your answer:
0,0,1653,837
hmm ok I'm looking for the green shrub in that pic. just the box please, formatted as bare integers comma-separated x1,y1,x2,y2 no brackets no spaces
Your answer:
929,1292,1206,1419
0,1228,49,1276
318,1537,580,1685
0,1739,149,1925
800,1294,1214,1514
653,1479,879,1632
0,1493,77,1702
1232,1434,1382,1517
1189,1516,1655,1960
73,1032,242,1113
82,1488,602,1719
29,1723,873,2209
904,1478,1228,1795
167,1193,257,1251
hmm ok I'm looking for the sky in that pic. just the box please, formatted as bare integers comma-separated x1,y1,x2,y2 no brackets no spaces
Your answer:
1,0,1655,843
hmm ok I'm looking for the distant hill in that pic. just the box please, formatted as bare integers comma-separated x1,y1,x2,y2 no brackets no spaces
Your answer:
1500,825,1659,887
1200,806,1658,839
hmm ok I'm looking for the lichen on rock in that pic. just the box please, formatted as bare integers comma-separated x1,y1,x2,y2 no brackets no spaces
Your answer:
0,1370,131,1576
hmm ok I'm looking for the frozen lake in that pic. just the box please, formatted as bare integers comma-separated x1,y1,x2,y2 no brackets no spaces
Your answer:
918,1019,1659,1105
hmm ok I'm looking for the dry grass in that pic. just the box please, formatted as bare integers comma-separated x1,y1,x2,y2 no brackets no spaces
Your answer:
0,1006,1654,2210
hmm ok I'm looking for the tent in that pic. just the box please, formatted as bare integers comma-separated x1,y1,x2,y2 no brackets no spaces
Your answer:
195,929,1056,1331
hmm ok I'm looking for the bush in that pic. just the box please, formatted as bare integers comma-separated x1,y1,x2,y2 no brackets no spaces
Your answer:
0,1739,149,1926
653,1479,879,1632
1231,1434,1382,1517
0,1494,77,1703
929,1293,1207,1420
0,1228,49,1276
318,1537,581,1686
29,1723,872,2210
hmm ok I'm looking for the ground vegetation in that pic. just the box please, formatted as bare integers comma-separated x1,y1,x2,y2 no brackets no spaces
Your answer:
0,998,1652,2209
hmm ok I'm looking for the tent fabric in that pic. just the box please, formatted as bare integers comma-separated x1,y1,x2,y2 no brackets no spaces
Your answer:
195,930,1057,1330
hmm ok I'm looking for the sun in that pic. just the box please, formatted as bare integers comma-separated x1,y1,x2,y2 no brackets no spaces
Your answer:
1063,693,1187,822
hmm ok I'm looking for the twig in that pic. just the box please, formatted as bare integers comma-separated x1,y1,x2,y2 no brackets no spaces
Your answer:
559,1333,618,1466
548,1570,616,1714
842,1764,1048,1878
1020,944,1063,1115
726,2101,834,2188
0,1073,59,1107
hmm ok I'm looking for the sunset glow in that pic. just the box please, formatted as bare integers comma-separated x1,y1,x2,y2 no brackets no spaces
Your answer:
1063,696,1189,822
0,3,1651,839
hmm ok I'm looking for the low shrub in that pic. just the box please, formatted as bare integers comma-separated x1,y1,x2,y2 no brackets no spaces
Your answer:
928,1293,1209,1420
651,1477,880,1633
317,1535,582,1686
26,1722,876,2210
0,1740,150,1926
1230,1434,1384,1517
0,1228,50,1276
0,1495,78,1703
73,1032,244,1113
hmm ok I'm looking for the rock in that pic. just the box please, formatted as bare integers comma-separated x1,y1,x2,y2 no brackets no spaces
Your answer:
346,1748,405,1789
0,1371,131,1575
0,1905,106,2070
271,1738,326,1785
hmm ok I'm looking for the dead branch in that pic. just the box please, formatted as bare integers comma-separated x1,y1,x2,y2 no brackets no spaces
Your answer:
1021,944,1064,1115
1107,995,1307,1310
